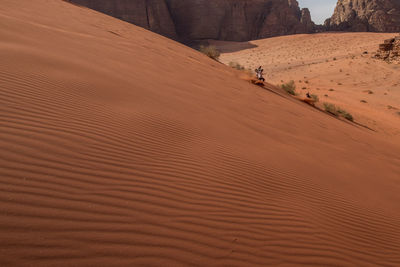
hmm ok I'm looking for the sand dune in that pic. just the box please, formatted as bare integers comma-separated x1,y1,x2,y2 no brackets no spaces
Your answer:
213,33,400,139
1,0,400,266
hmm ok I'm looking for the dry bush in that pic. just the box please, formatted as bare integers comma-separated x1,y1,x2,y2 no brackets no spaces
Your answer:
199,45,220,60
323,102,353,121
281,80,296,95
311,94,319,102
229,62,245,70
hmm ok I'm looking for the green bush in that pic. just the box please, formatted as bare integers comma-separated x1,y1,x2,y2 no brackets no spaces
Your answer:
281,80,296,95
199,45,220,60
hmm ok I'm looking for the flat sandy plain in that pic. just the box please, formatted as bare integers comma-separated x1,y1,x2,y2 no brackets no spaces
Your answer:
1,0,400,266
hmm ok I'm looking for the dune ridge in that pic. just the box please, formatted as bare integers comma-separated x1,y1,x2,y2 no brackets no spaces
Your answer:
213,33,400,138
1,0,400,266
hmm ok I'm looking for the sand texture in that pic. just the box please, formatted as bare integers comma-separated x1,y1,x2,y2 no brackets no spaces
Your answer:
1,1,400,266
214,33,400,139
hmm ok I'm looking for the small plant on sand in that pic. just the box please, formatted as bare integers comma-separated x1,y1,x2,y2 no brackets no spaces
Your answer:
311,94,319,103
323,102,337,115
199,45,220,60
337,108,354,121
360,100,368,103
364,90,374,94
281,80,296,95
229,62,245,70
387,105,398,110
323,102,354,121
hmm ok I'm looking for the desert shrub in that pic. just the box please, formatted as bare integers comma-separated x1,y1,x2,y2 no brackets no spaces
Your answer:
364,90,374,94
281,80,296,95
360,100,367,103
323,102,354,121
228,62,245,70
199,45,220,60
323,102,337,115
337,108,354,121
387,105,397,110
311,94,319,102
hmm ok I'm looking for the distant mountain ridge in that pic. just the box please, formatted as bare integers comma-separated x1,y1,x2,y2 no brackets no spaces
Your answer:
325,0,400,32
67,0,315,42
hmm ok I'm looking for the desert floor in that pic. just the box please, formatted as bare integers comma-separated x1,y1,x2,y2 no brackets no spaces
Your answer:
1,0,400,266
212,33,400,139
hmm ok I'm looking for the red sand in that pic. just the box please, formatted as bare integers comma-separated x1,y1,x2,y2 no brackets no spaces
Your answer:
1,0,400,266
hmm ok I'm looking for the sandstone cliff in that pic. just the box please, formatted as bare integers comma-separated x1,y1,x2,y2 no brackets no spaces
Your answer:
325,0,400,32
67,0,315,42
374,35,400,63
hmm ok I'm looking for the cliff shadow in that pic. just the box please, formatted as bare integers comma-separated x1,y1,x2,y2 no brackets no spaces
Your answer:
189,40,258,53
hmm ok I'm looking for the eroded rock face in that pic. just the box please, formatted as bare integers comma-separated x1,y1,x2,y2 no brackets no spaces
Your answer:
67,0,315,42
325,0,400,32
68,0,178,39
374,35,400,63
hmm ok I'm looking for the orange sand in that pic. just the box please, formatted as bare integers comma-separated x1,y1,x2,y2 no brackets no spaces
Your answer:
1,1,400,266
213,33,400,139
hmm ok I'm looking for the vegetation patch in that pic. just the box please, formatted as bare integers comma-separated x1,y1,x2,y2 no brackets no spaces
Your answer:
323,102,354,121
363,90,374,94
199,45,220,60
310,94,319,103
229,62,245,70
281,80,296,95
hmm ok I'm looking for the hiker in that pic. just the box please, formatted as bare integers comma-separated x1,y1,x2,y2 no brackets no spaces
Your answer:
255,66,265,82
306,92,311,98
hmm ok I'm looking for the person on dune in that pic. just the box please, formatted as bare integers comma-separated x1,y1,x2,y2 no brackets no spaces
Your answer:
255,66,265,82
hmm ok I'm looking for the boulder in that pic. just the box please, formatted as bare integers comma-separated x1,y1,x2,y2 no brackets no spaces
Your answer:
375,35,400,64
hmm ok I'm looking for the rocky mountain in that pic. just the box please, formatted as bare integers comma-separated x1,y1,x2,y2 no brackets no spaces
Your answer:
325,0,400,32
67,0,315,42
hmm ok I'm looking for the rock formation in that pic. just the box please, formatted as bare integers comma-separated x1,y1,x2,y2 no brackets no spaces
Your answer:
325,0,400,32
67,0,315,42
374,35,400,63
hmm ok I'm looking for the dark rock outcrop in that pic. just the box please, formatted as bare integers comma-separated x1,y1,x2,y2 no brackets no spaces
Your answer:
374,35,400,63
67,0,315,42
325,0,400,32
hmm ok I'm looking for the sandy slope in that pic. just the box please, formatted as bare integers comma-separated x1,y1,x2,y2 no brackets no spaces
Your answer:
1,1,400,266
213,33,400,139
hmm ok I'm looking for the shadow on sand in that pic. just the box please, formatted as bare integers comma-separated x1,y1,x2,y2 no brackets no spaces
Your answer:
211,41,258,53
189,40,258,53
